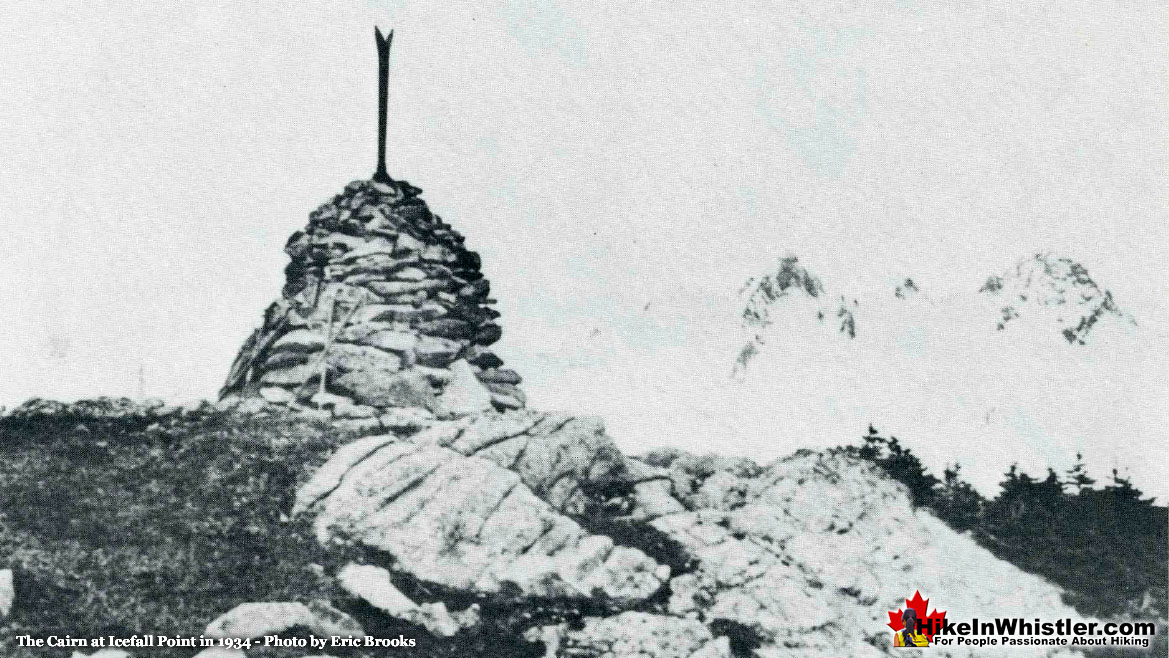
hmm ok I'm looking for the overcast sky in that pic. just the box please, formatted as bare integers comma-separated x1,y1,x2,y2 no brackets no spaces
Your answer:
1,1,1165,492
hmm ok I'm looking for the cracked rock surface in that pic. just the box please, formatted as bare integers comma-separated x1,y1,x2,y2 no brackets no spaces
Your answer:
285,410,1092,657
635,448,1090,657
296,410,666,603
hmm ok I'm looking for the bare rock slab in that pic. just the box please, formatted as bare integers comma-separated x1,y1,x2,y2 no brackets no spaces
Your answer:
298,422,665,603
205,600,363,639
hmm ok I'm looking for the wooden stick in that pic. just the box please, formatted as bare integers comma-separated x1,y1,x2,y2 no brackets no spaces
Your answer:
314,295,365,406
316,296,338,404
374,28,394,182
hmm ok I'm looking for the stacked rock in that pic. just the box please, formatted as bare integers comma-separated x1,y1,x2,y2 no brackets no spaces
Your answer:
220,177,524,422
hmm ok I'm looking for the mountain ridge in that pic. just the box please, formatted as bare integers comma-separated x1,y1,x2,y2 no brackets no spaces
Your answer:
737,252,1137,370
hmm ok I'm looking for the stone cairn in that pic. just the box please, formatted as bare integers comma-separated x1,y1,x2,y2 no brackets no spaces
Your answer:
221,29,523,425
219,176,524,423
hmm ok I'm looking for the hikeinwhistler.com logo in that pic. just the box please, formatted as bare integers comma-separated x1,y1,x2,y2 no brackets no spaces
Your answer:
887,591,1158,649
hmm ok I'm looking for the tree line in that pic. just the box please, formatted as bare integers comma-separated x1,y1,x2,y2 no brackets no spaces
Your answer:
842,426,1167,622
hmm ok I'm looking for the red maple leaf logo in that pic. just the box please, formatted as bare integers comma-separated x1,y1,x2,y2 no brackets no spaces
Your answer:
887,590,947,640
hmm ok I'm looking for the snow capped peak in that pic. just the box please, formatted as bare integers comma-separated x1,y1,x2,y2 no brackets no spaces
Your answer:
736,253,1136,369
736,256,856,370
740,255,826,324
714,251,1163,499
978,253,1135,345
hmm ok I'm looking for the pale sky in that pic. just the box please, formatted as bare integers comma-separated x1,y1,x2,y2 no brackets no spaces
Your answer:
1,1,1166,494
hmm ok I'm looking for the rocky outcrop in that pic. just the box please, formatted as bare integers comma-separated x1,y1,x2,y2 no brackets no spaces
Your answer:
634,448,1090,657
979,253,1135,344
283,409,1093,657
220,177,524,419
295,411,667,603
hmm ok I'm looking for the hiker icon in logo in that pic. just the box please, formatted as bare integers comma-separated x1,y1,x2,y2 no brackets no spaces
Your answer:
894,607,930,647
888,591,946,648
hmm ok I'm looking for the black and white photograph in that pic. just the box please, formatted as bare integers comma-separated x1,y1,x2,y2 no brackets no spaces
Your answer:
0,2,1165,656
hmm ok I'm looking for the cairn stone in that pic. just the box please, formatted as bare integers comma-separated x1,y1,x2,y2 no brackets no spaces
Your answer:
221,177,523,419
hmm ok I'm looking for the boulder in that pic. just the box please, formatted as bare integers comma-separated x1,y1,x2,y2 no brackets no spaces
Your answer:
309,390,353,409
259,363,320,386
332,400,379,419
391,267,428,282
417,318,475,340
435,412,626,513
264,349,311,370
413,335,462,366
258,386,296,404
0,568,12,617
368,279,448,296
334,417,383,433
338,564,417,616
325,343,402,373
486,382,526,410
477,368,522,385
348,328,418,353
474,323,503,345
433,360,493,417
205,600,363,639
394,232,425,253
463,346,504,369
350,304,433,324
633,450,1099,657
332,369,435,409
379,406,436,433
337,563,478,637
271,329,325,353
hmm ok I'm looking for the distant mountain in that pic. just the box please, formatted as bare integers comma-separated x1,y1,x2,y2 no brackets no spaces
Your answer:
737,256,857,370
737,252,1135,369
978,253,1135,345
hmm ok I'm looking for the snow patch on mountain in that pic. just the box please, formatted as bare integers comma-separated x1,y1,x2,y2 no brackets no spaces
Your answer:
978,253,1135,345
737,256,858,371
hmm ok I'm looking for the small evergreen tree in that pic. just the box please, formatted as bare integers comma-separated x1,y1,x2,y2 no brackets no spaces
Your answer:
933,463,983,531
843,425,1166,625
1064,453,1096,494
851,427,939,506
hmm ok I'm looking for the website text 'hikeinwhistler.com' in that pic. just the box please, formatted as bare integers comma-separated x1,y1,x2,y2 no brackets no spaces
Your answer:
920,618,1158,649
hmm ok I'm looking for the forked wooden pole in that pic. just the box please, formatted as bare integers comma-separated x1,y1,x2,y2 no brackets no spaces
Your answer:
374,27,393,183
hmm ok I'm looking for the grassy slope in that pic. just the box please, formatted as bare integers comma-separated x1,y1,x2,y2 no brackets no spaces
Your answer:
0,403,690,658
0,405,352,657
